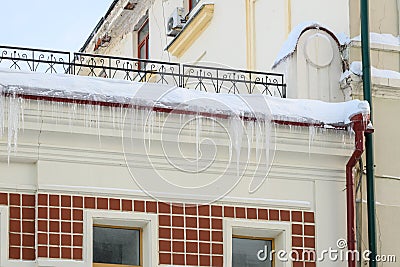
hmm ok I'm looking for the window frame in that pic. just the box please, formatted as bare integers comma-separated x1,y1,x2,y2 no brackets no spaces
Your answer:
85,210,158,267
224,218,291,267
92,224,143,267
137,18,149,67
232,234,275,267
189,0,200,11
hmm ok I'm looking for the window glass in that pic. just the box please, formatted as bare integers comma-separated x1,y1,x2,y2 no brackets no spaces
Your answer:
93,226,141,266
138,21,149,44
232,237,273,267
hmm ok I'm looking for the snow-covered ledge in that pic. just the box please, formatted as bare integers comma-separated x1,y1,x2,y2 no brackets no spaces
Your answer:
340,61,400,99
350,33,400,74
0,67,370,163
351,33,400,53
0,68,369,126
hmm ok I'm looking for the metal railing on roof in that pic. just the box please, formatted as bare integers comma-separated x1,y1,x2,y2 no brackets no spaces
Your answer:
0,45,286,97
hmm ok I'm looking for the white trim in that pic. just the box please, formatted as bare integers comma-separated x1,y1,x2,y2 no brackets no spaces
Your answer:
223,218,292,267
33,185,312,210
86,210,158,267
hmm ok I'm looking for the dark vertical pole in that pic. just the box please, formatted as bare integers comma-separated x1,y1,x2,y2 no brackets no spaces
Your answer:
360,0,377,266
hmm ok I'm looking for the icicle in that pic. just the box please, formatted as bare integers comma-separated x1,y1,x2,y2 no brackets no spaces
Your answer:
7,93,21,163
158,111,162,134
230,115,243,177
68,103,72,131
195,115,202,169
119,105,123,130
211,117,215,134
36,100,40,124
264,120,270,169
96,105,102,143
246,121,253,162
342,132,347,147
112,106,116,129
0,93,5,138
308,125,316,154
20,98,25,131
255,120,262,163
147,110,154,150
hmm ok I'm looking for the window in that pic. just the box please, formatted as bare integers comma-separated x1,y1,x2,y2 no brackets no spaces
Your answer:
93,225,142,267
189,0,200,11
138,19,149,70
232,236,274,267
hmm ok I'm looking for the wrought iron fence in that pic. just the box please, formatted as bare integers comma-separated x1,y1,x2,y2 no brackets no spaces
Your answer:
0,45,286,97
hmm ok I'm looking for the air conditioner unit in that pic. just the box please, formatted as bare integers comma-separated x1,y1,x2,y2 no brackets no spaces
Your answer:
124,0,138,10
166,7,186,37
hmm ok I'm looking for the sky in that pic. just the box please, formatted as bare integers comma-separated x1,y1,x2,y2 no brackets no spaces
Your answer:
0,0,115,51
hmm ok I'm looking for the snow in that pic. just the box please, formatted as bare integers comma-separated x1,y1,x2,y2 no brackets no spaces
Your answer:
340,70,352,82
352,32,400,47
272,21,346,69
0,68,370,165
0,68,370,126
348,61,400,80
336,32,351,46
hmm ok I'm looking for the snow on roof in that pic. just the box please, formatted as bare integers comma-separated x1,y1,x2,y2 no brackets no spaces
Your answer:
0,68,369,126
272,21,345,69
345,61,400,80
352,32,400,47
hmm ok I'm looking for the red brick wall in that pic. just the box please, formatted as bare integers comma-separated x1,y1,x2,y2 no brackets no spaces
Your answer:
0,192,36,260
0,192,316,266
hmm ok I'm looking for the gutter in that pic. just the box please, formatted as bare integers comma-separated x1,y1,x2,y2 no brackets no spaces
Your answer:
346,113,373,267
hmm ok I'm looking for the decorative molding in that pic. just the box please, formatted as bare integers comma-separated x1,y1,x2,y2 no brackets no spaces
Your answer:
351,40,400,53
349,74,400,99
166,4,214,57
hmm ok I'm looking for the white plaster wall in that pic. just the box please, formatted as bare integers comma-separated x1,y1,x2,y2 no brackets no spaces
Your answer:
147,0,350,71
0,100,355,260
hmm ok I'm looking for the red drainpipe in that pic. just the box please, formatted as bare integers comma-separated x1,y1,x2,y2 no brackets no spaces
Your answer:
346,113,372,267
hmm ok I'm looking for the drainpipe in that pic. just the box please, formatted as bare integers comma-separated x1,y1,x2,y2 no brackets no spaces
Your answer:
346,114,368,267
360,0,377,266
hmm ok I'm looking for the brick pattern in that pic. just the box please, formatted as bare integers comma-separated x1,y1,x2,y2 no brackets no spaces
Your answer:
37,194,84,259
0,192,315,266
2,193,36,260
291,211,316,266
158,204,224,266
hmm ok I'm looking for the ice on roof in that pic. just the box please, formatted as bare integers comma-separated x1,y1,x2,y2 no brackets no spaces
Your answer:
0,68,369,126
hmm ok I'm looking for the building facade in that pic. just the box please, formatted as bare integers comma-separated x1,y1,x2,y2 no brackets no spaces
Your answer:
347,1,400,265
0,0,399,267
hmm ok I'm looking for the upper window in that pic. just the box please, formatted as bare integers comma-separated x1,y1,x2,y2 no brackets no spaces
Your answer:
138,19,149,69
189,0,200,11
232,236,274,267
93,225,142,267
